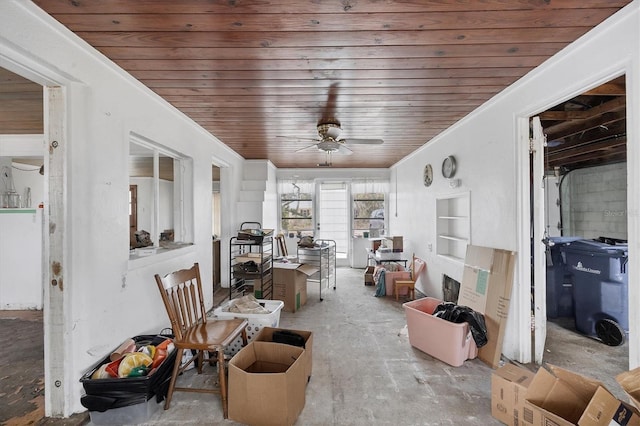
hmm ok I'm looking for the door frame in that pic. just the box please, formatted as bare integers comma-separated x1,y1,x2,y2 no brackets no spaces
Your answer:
314,178,351,265
516,67,638,367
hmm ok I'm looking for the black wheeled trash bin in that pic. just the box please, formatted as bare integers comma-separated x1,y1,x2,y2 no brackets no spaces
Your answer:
545,236,581,318
561,238,629,346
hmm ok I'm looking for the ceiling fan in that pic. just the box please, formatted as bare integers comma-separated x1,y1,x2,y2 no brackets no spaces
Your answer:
277,84,383,165
286,121,384,156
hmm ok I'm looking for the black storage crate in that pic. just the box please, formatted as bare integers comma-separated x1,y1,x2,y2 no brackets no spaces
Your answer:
80,335,177,412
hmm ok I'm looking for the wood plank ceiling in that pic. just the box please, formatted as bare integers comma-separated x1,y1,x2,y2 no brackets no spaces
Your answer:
3,0,632,170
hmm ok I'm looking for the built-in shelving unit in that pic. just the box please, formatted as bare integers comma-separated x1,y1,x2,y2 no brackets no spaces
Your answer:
436,192,470,263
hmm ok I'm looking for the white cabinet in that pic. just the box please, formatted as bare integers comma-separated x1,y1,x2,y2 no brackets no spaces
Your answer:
0,208,43,309
436,192,470,263
350,237,369,268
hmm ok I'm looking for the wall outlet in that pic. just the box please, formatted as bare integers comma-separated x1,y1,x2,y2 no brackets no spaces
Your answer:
428,243,433,252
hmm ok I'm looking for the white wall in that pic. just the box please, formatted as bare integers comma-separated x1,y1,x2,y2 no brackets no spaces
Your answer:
0,1,249,416
561,163,628,239
390,2,639,367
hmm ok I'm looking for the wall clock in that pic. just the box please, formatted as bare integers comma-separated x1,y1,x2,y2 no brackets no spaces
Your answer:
441,155,457,179
423,164,433,187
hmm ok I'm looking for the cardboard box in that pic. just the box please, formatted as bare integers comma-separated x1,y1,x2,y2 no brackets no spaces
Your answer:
403,296,478,367
523,364,640,426
272,263,318,313
458,245,516,368
579,386,640,426
491,364,535,426
364,266,375,285
255,327,313,383
617,367,640,411
387,236,403,252
228,341,307,426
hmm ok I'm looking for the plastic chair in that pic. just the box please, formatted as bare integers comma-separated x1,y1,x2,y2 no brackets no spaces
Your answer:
155,262,248,418
394,254,425,301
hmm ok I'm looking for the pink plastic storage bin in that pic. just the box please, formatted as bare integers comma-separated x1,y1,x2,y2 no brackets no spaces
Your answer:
403,297,478,367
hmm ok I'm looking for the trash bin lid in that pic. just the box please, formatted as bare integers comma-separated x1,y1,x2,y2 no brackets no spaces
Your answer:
561,238,628,257
546,236,582,247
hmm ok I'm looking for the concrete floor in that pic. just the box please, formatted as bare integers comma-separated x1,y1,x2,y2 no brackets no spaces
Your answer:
2,266,630,425
112,266,630,425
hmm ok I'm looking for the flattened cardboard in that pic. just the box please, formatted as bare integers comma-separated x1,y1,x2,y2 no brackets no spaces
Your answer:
491,364,535,426
228,341,306,426
457,245,516,368
255,327,313,383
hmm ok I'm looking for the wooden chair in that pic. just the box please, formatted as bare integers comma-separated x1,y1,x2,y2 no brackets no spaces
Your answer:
394,253,425,301
155,262,248,418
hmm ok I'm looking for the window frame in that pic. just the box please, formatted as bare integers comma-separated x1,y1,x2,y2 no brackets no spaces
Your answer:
280,186,314,236
352,191,385,238
128,133,193,260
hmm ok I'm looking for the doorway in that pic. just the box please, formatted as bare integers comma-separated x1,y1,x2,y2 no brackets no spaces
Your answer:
315,181,349,260
0,66,47,422
528,76,629,366
212,164,222,305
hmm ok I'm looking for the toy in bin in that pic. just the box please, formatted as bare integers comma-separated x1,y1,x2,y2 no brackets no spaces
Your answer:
80,335,177,413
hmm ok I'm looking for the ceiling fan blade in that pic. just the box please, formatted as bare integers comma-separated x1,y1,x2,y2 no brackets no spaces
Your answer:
341,138,384,145
319,82,339,124
277,135,320,142
295,143,320,153
336,144,353,155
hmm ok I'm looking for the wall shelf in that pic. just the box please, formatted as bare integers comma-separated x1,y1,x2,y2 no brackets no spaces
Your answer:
438,234,468,242
436,192,470,263
0,208,37,214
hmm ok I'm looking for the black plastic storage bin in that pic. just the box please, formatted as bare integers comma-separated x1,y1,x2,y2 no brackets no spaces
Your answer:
545,236,581,318
79,335,177,413
561,238,629,346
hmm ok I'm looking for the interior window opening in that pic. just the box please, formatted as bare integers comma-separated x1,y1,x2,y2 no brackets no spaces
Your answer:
128,133,193,259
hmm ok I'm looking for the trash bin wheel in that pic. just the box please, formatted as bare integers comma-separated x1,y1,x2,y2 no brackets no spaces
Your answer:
595,318,625,346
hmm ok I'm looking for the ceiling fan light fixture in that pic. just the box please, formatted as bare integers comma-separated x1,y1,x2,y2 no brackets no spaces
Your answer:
317,122,341,139
316,139,341,153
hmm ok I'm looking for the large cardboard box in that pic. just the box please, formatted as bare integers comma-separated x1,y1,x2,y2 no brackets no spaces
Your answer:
228,341,307,426
272,263,318,313
255,327,313,383
491,364,535,426
523,364,640,426
458,245,516,368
